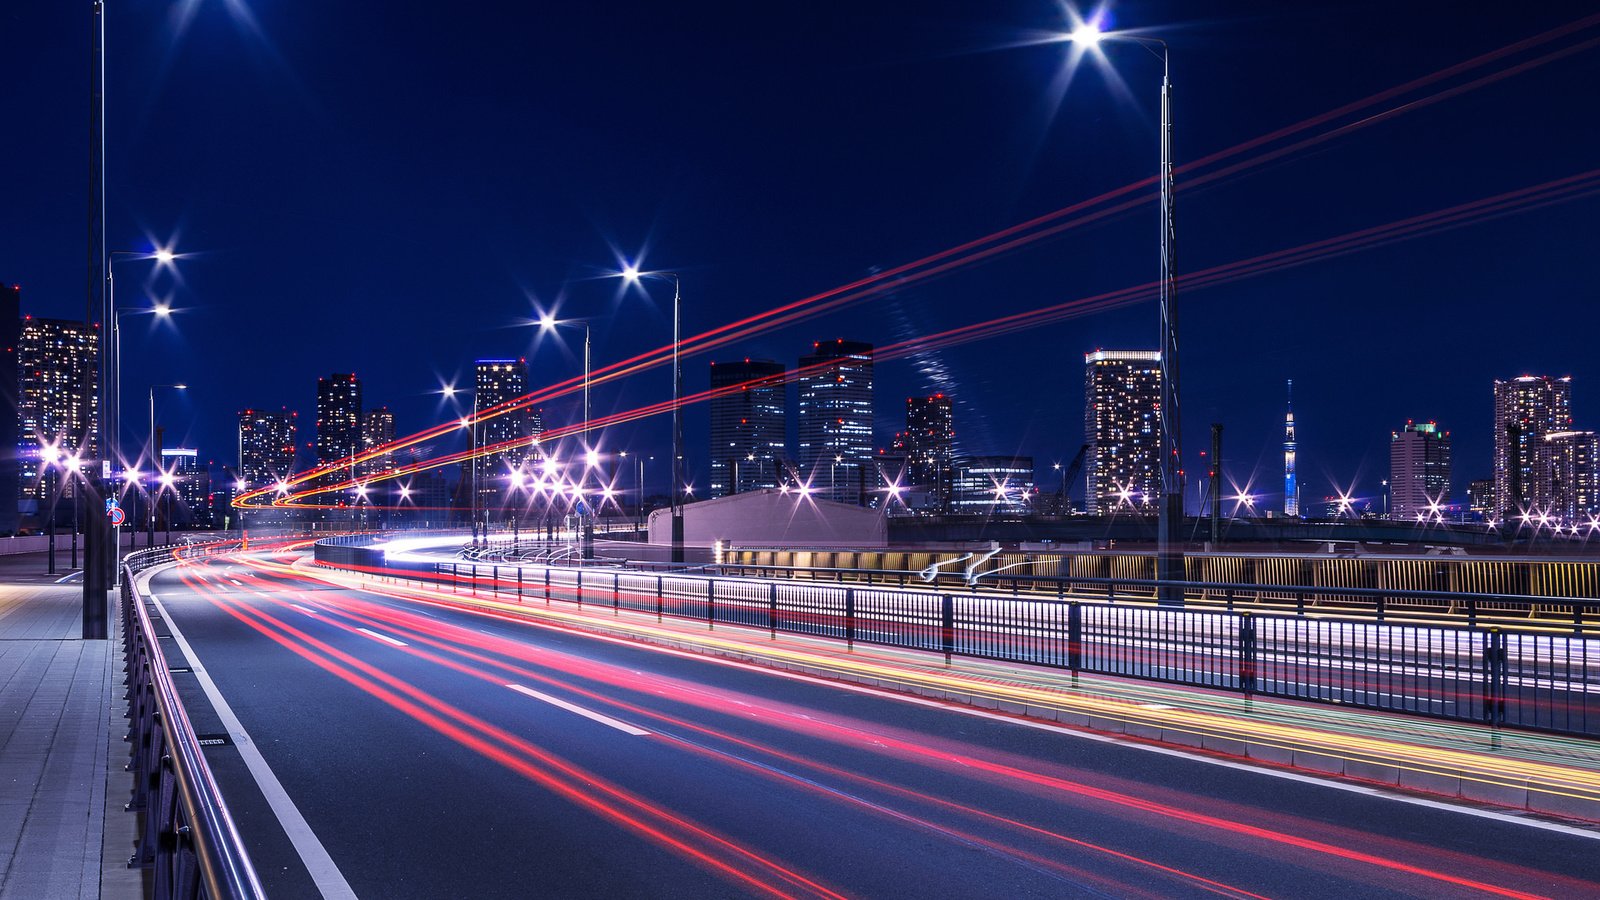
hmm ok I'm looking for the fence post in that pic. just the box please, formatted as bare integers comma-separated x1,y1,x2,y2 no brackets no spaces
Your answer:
1482,627,1507,727
768,583,778,639
706,579,715,629
1067,601,1082,673
544,567,551,604
517,567,523,601
492,565,499,598
657,575,664,622
576,569,583,609
846,588,856,650
613,573,620,615
941,594,954,664
1238,613,1256,696
471,565,478,596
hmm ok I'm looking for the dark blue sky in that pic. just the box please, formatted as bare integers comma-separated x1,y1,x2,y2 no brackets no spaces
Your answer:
5,1,1598,508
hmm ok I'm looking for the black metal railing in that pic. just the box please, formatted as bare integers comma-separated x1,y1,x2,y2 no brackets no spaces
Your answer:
122,541,264,900
707,561,1600,636
311,547,1598,739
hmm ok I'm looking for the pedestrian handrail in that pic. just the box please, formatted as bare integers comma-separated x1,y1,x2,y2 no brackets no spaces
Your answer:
122,540,265,900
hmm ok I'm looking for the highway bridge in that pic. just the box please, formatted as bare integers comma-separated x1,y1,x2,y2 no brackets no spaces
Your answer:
115,537,1600,898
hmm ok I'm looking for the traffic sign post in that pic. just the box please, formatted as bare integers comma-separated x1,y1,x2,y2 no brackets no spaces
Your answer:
107,500,124,591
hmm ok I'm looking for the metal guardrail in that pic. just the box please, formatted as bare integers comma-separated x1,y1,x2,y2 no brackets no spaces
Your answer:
122,540,265,900
706,561,1600,635
310,536,1600,738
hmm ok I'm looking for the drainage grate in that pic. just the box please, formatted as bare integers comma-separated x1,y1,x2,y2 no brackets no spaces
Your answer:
194,734,233,747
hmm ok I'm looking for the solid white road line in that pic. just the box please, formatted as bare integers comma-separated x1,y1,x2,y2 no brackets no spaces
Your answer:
356,627,407,647
145,585,359,899
504,683,651,736
290,604,319,616
53,570,82,584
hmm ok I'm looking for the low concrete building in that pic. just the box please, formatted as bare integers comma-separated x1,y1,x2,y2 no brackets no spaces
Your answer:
647,488,887,548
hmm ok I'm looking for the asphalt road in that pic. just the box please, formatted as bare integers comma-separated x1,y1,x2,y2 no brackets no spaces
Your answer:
145,551,1600,899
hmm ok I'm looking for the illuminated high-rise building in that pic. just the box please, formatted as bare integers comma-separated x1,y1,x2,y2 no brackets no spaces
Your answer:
1389,421,1451,520
473,359,538,512
237,408,297,490
1284,379,1299,517
159,448,208,525
1084,350,1161,515
1493,375,1572,519
708,359,786,497
314,373,363,466
17,316,100,503
1535,431,1599,526
797,339,873,505
904,394,955,511
359,406,395,478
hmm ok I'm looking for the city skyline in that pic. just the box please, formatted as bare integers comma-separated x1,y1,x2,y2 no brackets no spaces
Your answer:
4,3,1599,518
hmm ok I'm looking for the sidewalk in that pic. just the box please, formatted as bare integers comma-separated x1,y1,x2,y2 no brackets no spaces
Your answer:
0,573,141,899
312,559,1600,826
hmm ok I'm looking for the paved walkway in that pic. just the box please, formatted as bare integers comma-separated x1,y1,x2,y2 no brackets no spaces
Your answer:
0,575,141,899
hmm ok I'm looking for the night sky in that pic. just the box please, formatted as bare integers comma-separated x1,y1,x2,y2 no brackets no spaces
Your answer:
5,1,1598,509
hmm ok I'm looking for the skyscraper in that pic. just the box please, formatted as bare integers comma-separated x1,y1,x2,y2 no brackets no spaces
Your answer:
237,408,298,490
904,394,954,511
359,406,396,478
1284,379,1299,517
708,359,786,497
473,359,537,513
159,447,207,526
1389,421,1451,520
1084,350,1161,515
1493,375,1572,519
797,339,873,505
1535,431,1599,526
17,316,100,504
315,373,363,466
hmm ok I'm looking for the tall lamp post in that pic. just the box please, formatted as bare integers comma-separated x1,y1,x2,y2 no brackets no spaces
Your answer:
1068,18,1182,605
148,383,186,546
538,315,594,558
620,268,684,563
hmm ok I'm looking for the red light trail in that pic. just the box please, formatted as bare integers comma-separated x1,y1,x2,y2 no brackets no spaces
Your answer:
161,553,1595,898
236,14,1600,511
257,166,1600,508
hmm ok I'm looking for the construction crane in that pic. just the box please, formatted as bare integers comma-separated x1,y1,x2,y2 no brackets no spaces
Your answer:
1056,444,1089,509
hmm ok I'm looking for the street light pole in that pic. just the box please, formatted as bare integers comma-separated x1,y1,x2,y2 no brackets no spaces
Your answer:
148,383,186,546
1069,21,1181,605
619,268,684,563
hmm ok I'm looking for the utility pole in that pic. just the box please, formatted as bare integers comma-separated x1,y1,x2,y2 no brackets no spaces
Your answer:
1209,424,1222,545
